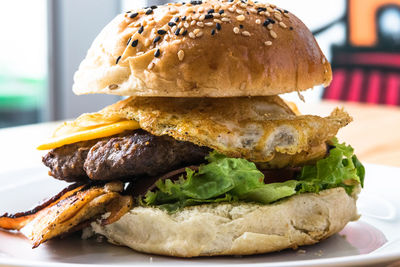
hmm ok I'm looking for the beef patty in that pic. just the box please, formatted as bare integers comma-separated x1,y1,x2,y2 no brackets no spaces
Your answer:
43,130,211,182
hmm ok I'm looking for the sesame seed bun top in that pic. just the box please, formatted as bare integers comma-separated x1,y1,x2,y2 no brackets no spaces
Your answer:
72,0,332,97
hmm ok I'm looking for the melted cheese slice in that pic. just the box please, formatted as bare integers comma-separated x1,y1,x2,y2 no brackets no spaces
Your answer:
37,112,140,150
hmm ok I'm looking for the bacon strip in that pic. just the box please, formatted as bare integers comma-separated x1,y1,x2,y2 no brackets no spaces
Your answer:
0,181,132,248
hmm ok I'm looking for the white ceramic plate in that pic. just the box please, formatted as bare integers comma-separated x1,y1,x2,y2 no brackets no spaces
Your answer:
0,164,399,267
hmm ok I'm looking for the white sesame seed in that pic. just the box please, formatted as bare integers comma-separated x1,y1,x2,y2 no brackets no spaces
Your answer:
228,7,235,13
267,7,274,13
144,39,151,46
136,51,144,56
242,31,251,37
170,7,178,14
270,30,277,39
221,17,231,22
267,24,273,30
205,22,213,26
196,30,203,37
255,19,261,24
189,32,196,39
178,22,183,28
178,50,185,61
199,14,205,21
236,9,244,15
233,27,240,34
147,62,155,70
213,13,221,18
171,25,177,33
214,19,222,24
284,12,290,18
193,14,200,20
322,58,326,64
264,41,272,46
198,6,204,12
109,84,118,90
274,14,282,21
279,22,287,28
197,21,204,27
240,3,247,8
249,8,257,14
187,15,192,21
187,7,194,13
236,15,245,21
259,11,265,15
193,28,200,34
221,13,228,17
190,20,196,26
215,4,221,10
179,27,185,34
184,22,189,28
264,11,271,17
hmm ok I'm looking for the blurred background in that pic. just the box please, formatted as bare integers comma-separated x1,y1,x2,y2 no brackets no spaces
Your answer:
0,0,399,128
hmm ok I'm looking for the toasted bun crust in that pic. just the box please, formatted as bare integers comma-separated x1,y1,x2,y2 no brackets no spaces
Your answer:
91,187,359,257
73,0,332,97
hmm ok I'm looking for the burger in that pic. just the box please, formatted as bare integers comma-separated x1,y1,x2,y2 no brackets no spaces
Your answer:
0,0,365,257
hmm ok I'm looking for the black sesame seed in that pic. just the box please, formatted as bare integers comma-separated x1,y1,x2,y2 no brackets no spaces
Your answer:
182,30,188,36
208,9,215,14
168,22,176,27
289,26,293,30
138,26,144,34
270,18,276,24
257,7,267,12
154,49,161,57
153,36,161,43
129,12,139,19
145,9,153,15
219,10,224,14
131,39,138,47
284,10,289,13
205,14,213,19
157,29,167,35
126,11,131,13
175,28,181,35
116,56,121,64
190,0,202,5
182,16,187,21
174,17,180,23
151,5,158,9
216,23,221,30
126,37,132,46
211,29,216,35
263,19,270,26
239,24,244,29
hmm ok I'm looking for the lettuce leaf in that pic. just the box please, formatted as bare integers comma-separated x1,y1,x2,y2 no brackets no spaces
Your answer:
143,139,365,212
297,138,365,194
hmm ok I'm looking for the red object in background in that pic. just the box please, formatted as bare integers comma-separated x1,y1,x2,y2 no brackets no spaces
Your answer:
322,0,400,106
324,52,400,106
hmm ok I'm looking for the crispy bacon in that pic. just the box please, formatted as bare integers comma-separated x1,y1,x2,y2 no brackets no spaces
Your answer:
0,181,132,248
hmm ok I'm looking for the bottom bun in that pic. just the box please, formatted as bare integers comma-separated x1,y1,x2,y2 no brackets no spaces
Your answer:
91,187,359,257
